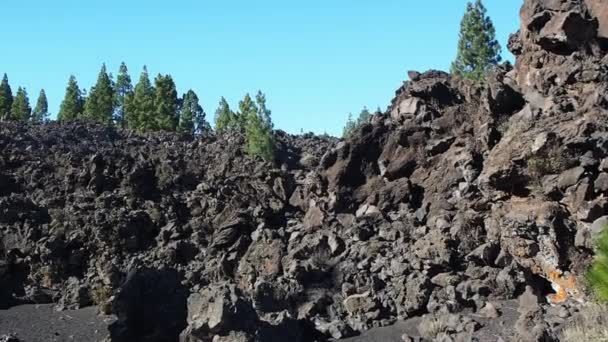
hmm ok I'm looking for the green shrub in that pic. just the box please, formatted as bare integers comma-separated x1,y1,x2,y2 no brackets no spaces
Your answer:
587,226,608,302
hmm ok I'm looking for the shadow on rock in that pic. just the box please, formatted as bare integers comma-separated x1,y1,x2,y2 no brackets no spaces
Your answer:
109,267,188,342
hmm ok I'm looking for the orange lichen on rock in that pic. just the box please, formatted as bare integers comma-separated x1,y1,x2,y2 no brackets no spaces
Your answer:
545,268,583,304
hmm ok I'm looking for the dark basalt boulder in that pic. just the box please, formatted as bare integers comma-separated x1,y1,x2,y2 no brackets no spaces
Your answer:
109,267,188,342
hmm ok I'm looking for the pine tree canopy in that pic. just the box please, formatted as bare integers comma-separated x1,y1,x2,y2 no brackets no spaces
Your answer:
255,91,273,129
179,90,208,135
0,74,13,121
357,107,371,125
83,64,115,124
342,113,356,138
451,0,502,80
154,74,178,131
244,91,276,161
32,89,49,123
128,66,155,132
115,62,134,127
58,76,84,122
214,97,236,133
10,87,31,121
342,107,373,138
236,93,257,131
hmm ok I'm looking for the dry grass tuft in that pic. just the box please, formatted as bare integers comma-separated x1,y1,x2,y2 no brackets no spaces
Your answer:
562,303,608,342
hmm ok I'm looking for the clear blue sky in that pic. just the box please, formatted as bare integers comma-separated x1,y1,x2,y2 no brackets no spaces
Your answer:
2,0,522,136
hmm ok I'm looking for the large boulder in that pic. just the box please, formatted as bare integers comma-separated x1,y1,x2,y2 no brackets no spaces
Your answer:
109,267,188,342
586,0,608,39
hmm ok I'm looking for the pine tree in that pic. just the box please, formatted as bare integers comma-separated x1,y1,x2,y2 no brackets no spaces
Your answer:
342,113,356,138
179,90,208,134
58,76,84,122
127,66,155,131
214,97,236,133
255,91,273,129
342,107,372,138
83,64,115,124
0,74,13,121
356,106,371,126
32,89,49,123
114,62,134,127
451,0,502,80
10,87,31,121
154,74,178,131
245,92,276,161
236,93,257,131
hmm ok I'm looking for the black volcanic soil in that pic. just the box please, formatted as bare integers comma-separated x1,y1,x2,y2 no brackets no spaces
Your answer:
0,305,113,342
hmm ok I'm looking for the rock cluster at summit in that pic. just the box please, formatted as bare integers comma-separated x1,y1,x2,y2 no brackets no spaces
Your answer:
2,0,608,341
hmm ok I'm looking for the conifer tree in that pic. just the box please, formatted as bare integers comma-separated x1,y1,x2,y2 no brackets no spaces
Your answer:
236,93,257,131
127,66,155,131
58,76,84,122
342,113,356,138
179,90,208,134
114,62,134,127
0,74,13,121
10,87,31,121
255,91,273,129
32,89,49,123
83,64,115,124
214,97,236,133
342,107,372,138
245,92,276,161
356,106,371,126
154,74,178,131
451,0,502,80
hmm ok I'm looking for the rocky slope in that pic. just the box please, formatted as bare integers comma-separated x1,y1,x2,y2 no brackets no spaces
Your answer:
2,0,608,341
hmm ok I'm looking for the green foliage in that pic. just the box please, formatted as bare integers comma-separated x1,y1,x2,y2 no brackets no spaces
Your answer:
214,97,236,133
179,90,208,135
245,92,276,161
127,66,155,131
587,226,608,302
451,0,502,80
237,93,257,131
256,91,273,129
114,62,134,127
58,75,84,122
342,113,356,138
83,64,115,124
0,74,13,121
154,74,178,131
342,106,373,138
10,87,31,121
32,89,49,123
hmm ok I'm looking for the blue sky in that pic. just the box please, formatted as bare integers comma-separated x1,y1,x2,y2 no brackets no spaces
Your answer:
2,0,521,136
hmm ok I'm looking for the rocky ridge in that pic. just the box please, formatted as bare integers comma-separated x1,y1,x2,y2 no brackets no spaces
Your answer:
2,0,608,341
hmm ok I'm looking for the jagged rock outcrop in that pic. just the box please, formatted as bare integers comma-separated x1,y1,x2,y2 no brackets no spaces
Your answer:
1,0,607,341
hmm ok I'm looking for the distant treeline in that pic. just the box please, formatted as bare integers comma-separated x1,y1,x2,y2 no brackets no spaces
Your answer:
0,63,276,161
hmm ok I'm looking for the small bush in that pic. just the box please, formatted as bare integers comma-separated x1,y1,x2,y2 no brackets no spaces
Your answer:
562,302,608,342
40,266,54,288
496,116,511,134
587,226,608,302
527,144,574,196
565,225,608,341
310,247,332,270
91,283,113,314
417,314,448,339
